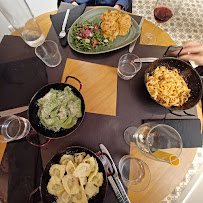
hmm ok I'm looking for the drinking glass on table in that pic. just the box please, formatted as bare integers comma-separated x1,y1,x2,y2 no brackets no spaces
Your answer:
0,0,62,67
118,54,142,80
35,40,62,67
142,0,182,45
124,123,183,166
119,155,151,191
0,0,45,47
0,115,31,143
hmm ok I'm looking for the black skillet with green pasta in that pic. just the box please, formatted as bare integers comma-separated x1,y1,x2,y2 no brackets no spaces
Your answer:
28,77,85,139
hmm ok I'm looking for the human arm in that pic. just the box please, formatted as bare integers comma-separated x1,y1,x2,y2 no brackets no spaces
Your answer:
176,41,203,66
70,1,78,5
114,0,132,10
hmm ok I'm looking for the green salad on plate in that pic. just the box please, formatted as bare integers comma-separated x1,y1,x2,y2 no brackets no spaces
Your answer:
71,19,110,51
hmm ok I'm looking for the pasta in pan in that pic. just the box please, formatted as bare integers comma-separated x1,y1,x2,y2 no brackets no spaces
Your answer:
146,66,191,108
47,152,103,203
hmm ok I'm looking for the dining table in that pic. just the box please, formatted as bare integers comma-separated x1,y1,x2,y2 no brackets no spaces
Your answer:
0,2,202,203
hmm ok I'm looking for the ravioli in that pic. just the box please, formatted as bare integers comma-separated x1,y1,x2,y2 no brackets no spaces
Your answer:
47,152,104,202
37,86,82,132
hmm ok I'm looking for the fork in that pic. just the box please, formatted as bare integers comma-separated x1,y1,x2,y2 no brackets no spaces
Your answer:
59,9,70,38
99,154,125,203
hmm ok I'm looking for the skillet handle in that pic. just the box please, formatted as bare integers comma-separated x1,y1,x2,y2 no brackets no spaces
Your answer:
169,110,195,117
163,45,183,58
65,76,82,92
26,130,52,147
29,186,40,203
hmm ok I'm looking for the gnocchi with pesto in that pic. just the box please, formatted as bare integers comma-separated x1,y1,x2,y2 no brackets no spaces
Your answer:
47,152,104,203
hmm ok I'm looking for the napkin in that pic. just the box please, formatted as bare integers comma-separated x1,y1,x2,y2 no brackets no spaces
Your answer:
50,3,87,47
143,119,202,148
0,57,48,111
7,137,43,203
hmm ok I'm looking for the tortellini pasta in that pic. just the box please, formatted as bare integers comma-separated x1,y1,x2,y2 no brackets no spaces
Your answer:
49,164,66,179
60,155,74,165
47,152,104,203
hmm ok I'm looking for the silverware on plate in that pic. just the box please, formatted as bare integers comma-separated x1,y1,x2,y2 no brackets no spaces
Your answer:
129,16,145,53
59,9,70,38
99,144,131,203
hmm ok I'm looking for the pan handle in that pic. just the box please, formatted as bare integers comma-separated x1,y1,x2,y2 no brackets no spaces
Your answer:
26,130,52,147
65,76,82,92
163,45,183,58
169,110,195,117
29,186,40,203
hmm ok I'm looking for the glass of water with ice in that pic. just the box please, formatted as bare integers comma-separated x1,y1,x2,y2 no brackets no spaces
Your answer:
118,54,142,80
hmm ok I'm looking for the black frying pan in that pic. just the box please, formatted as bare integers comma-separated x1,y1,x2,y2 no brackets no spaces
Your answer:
145,46,203,111
28,76,85,141
40,146,108,203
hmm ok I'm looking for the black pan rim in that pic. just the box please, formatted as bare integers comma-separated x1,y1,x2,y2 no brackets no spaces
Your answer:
28,83,85,139
144,57,203,111
40,146,108,203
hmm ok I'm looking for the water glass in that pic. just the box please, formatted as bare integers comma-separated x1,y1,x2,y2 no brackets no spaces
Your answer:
0,0,45,47
0,115,31,143
118,54,142,80
119,155,151,191
35,40,62,67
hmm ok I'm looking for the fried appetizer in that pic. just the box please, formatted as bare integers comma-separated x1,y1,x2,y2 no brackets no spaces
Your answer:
100,9,132,41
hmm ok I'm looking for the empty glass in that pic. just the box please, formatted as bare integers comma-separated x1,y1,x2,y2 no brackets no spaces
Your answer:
35,40,62,67
118,54,142,80
0,115,31,143
124,123,183,165
0,0,45,47
119,155,151,191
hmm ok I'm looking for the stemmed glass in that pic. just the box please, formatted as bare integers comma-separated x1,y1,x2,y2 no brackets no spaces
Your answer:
124,123,183,165
142,0,182,45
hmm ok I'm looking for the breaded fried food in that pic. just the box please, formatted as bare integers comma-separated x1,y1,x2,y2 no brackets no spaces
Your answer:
119,14,132,36
100,9,132,41
101,21,120,41
100,10,120,22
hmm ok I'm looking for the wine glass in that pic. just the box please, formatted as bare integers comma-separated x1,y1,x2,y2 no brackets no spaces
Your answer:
124,123,183,165
142,0,182,45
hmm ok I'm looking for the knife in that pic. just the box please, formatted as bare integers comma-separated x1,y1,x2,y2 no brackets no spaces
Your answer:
134,57,158,63
0,106,28,117
99,144,131,203
129,16,145,53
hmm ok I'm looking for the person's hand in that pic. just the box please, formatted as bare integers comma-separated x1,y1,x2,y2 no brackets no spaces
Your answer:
114,4,122,10
71,1,78,5
176,41,203,66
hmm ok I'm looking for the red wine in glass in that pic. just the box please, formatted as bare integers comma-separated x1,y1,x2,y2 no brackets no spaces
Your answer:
154,7,173,23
